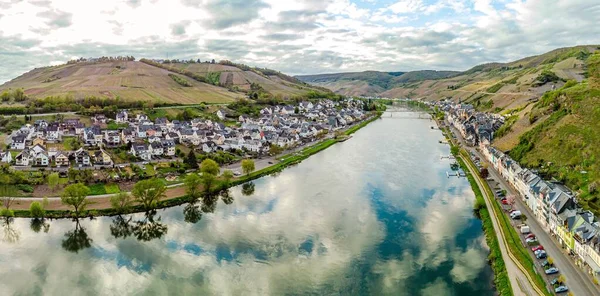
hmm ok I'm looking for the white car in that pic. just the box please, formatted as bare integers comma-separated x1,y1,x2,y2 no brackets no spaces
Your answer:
554,286,568,293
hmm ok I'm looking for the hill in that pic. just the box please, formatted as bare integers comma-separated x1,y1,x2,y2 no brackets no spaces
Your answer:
296,70,459,96
147,60,329,98
0,60,244,104
0,58,333,106
396,45,600,213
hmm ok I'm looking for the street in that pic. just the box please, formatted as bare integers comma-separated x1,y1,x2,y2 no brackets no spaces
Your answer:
448,122,600,296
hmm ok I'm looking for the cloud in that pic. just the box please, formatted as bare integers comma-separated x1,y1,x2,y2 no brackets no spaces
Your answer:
36,9,73,28
388,0,423,14
200,0,270,29
0,0,600,83
170,21,191,36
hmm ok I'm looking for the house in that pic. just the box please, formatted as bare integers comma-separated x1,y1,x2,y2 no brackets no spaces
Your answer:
131,144,152,161
93,114,107,124
136,114,149,122
121,128,135,144
34,152,50,166
116,111,128,123
54,151,70,167
93,149,112,165
15,150,31,166
46,124,62,142
74,148,91,166
32,137,45,147
84,130,96,146
155,117,168,125
104,131,121,147
162,140,176,156
30,143,46,154
11,134,26,150
0,151,12,163
149,141,164,156
165,132,180,143
216,109,228,120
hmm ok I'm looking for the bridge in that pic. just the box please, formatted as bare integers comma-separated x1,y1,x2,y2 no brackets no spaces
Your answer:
384,109,432,119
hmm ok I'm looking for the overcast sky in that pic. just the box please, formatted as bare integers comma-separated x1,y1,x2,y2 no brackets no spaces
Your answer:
1,0,600,83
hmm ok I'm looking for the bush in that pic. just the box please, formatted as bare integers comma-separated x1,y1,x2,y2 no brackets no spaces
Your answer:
0,208,14,217
17,184,34,193
30,201,45,218
168,74,192,87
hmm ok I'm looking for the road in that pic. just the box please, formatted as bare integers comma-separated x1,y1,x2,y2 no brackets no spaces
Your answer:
448,122,600,296
459,153,538,295
11,158,182,172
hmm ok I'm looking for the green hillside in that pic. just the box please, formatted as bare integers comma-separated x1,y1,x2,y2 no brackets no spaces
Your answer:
507,52,600,212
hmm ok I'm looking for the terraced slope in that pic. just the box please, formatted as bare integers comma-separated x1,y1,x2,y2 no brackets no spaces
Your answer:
162,62,327,97
0,61,243,104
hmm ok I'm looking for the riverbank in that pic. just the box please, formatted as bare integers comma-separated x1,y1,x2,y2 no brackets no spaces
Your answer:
10,112,383,218
436,121,513,295
438,120,551,296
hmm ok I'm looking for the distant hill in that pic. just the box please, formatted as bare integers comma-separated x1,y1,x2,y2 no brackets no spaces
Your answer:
296,70,460,96
0,58,331,105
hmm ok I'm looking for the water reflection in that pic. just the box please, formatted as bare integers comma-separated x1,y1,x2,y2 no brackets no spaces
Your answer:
241,182,255,196
131,211,167,242
109,211,168,242
62,219,92,253
0,114,494,295
30,218,50,233
1,217,20,243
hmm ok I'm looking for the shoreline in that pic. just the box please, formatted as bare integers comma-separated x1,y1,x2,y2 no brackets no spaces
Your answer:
434,118,513,295
10,112,383,219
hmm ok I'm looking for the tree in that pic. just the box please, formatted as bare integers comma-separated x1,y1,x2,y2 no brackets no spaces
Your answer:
557,274,566,285
241,159,255,176
269,144,283,156
185,150,199,169
222,170,234,185
184,173,202,200
548,257,554,266
200,159,220,193
132,178,166,210
61,183,91,216
450,145,459,156
0,90,10,102
110,192,134,213
200,159,220,176
48,172,60,192
30,201,45,218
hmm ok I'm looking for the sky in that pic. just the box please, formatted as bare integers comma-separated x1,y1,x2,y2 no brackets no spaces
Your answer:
1,0,600,83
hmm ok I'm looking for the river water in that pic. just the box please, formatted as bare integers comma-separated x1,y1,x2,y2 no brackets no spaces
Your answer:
0,111,494,296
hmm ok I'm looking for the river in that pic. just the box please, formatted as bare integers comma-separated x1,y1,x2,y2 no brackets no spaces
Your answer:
0,111,494,295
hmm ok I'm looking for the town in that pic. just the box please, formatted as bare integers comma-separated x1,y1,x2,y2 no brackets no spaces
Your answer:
2,99,368,171
433,100,600,288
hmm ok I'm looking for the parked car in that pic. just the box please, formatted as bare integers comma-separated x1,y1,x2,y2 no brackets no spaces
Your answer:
554,286,568,293
550,277,563,286
502,199,509,205
534,249,545,256
536,251,547,259
531,245,544,252
545,267,559,274
526,233,536,239
510,210,522,217
526,237,538,243
541,260,551,268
